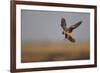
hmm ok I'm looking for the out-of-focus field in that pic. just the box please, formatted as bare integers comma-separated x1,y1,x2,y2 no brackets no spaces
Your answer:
21,41,90,63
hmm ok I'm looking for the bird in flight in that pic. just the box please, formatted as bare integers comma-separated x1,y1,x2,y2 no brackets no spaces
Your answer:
61,18,82,43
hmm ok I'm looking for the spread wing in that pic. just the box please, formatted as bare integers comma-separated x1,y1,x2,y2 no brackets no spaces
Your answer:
69,21,82,32
61,18,67,31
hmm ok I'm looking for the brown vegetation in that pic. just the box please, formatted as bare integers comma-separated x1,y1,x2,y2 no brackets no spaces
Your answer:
21,41,90,63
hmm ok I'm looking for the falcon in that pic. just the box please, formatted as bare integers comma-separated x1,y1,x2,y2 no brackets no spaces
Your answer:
61,18,82,43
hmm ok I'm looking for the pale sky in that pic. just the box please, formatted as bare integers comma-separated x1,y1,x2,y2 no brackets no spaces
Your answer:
21,10,90,41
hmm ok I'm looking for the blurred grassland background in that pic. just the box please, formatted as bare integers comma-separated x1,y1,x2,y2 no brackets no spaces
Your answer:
21,41,90,63
21,10,90,63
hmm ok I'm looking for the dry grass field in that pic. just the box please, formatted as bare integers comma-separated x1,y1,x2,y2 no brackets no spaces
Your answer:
21,41,90,63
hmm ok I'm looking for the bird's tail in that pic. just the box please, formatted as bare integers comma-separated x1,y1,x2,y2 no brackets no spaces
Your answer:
66,35,75,43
